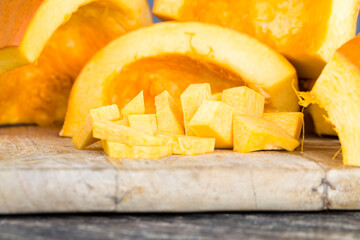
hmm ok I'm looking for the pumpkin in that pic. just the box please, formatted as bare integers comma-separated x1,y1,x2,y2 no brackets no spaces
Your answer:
61,22,299,137
153,0,360,79
300,34,360,166
0,0,152,125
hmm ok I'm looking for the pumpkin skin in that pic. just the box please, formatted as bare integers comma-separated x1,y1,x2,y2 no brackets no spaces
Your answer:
303,35,360,166
0,0,152,125
61,22,299,137
153,0,360,79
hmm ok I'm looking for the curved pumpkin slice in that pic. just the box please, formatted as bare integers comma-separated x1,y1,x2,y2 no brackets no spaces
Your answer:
0,0,152,125
61,22,298,137
153,0,360,79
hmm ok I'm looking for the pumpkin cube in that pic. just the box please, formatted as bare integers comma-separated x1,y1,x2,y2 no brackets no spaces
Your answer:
93,120,163,146
233,116,300,153
156,133,215,155
102,140,171,159
263,112,304,140
155,91,184,135
188,101,234,148
222,86,265,117
180,83,212,136
128,114,157,135
211,93,222,101
121,91,145,119
72,104,120,149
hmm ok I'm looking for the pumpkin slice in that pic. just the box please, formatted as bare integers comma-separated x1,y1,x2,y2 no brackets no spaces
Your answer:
61,22,298,137
153,0,360,78
0,0,152,126
222,86,265,117
93,120,163,146
263,112,304,140
121,91,145,119
188,101,234,148
155,90,184,135
128,114,157,135
156,133,215,155
102,140,171,159
233,116,300,153
308,104,337,136
301,35,360,166
72,104,120,150
180,83,212,136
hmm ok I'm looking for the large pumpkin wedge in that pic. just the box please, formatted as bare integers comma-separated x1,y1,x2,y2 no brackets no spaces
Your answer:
0,0,152,125
300,35,360,166
61,22,298,137
153,0,360,79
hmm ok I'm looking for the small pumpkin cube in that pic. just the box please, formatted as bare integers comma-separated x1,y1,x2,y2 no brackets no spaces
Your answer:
263,112,304,140
93,120,163,146
188,101,234,148
211,93,222,101
156,133,215,155
102,140,171,159
121,91,145,119
155,91,184,135
180,83,211,136
222,86,265,117
233,116,300,153
129,114,157,135
72,104,120,150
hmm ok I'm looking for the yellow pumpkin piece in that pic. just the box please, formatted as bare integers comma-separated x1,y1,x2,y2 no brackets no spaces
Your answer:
102,140,171,159
211,93,222,101
233,116,300,153
188,101,234,148
180,83,212,135
113,119,129,126
61,22,299,137
128,114,157,135
93,120,163,146
121,91,145,119
263,112,304,140
155,90,184,135
156,132,215,155
153,0,360,79
302,35,360,166
308,104,337,136
222,87,265,117
0,0,152,126
72,104,120,150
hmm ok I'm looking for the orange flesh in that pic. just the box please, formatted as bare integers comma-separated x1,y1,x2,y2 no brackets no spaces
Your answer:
338,34,360,69
0,2,140,125
107,54,244,113
178,0,332,58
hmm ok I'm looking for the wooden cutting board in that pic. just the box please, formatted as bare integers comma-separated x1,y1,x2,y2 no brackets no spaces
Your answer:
0,126,359,214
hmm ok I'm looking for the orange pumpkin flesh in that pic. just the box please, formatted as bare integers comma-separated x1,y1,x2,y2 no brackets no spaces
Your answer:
0,0,152,125
153,0,360,79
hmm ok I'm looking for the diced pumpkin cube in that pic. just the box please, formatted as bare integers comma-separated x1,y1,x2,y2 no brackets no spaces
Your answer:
155,91,184,135
72,105,120,150
102,140,171,159
180,83,211,135
233,116,300,153
263,112,304,140
128,114,157,135
121,91,145,119
212,93,222,101
156,132,215,155
222,86,265,117
93,120,163,146
188,101,234,148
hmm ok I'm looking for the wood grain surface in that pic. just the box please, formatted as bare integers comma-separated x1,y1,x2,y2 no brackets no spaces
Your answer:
0,126,358,214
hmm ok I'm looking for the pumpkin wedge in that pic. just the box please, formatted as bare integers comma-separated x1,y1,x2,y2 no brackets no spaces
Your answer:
0,0,152,126
153,0,360,79
300,35,360,166
61,22,298,137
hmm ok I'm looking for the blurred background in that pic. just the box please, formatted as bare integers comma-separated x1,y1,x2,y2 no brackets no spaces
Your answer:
147,0,360,34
